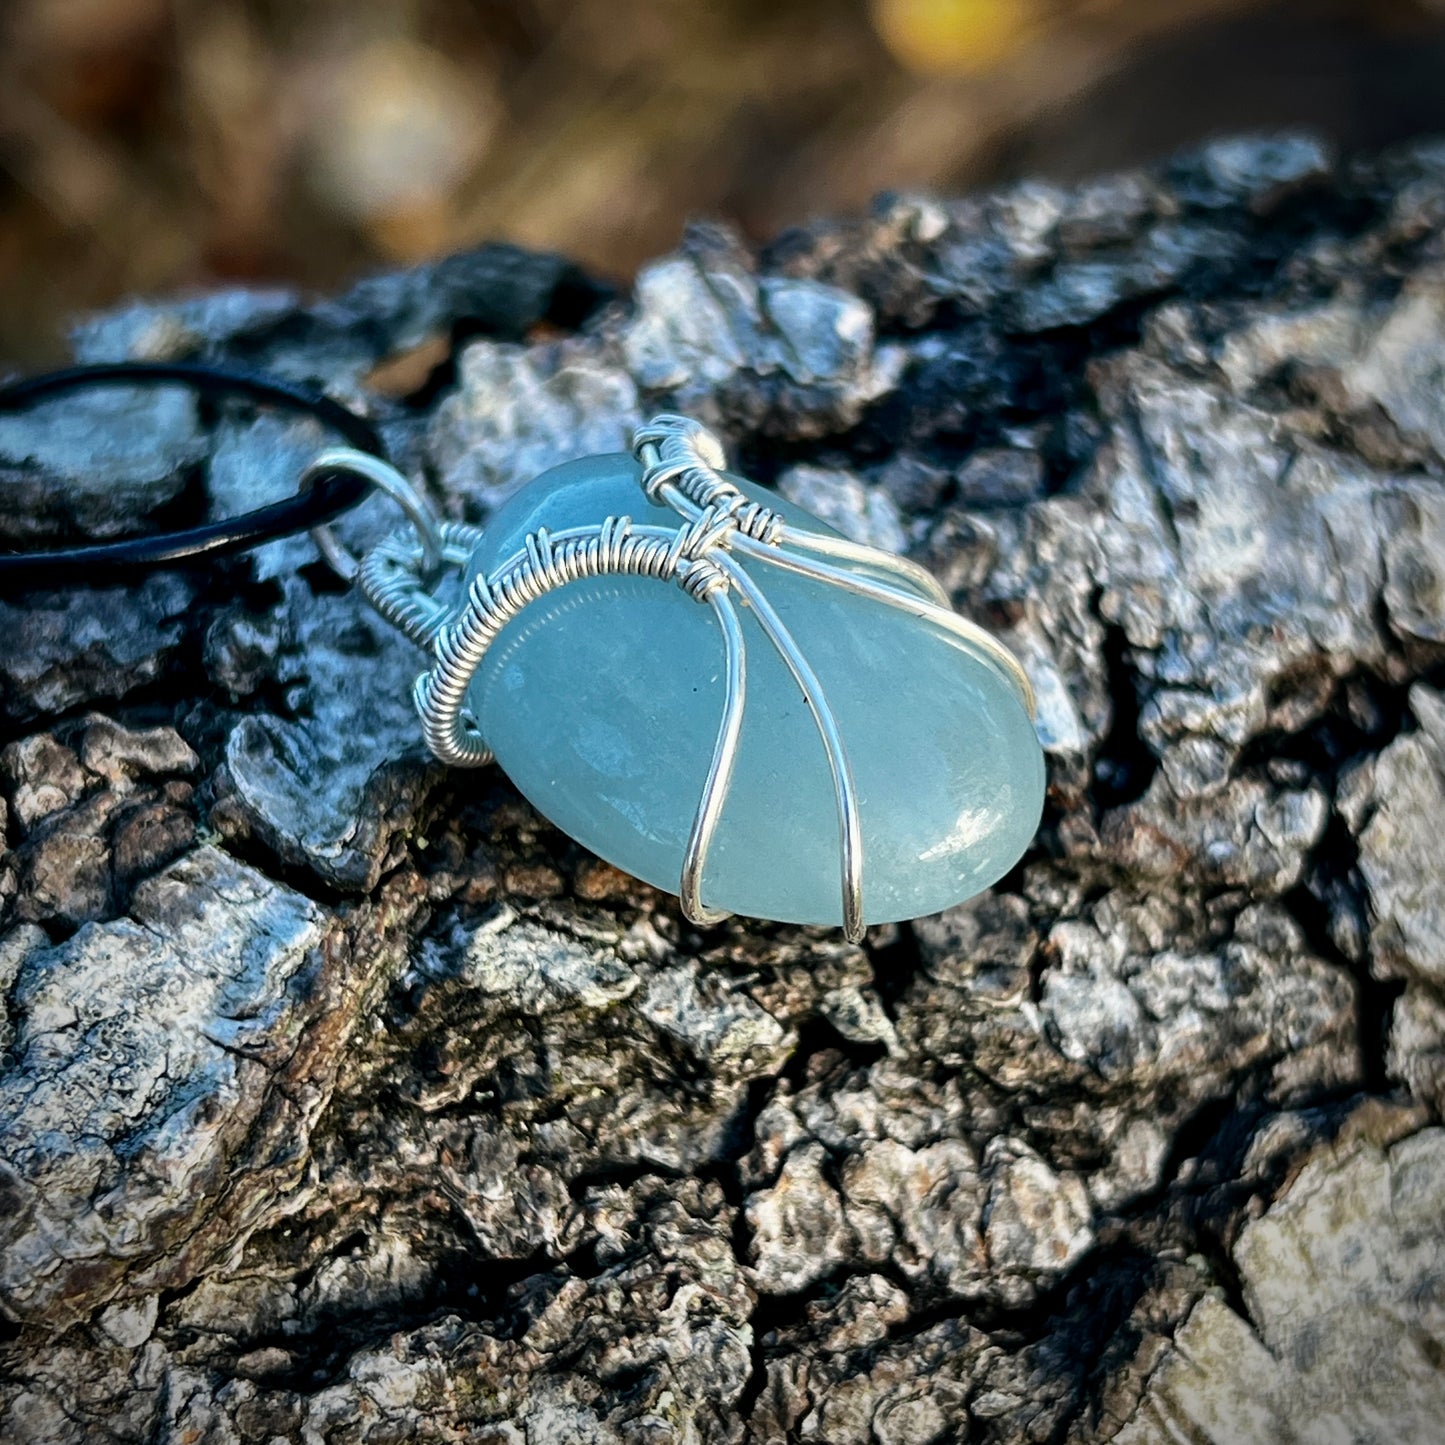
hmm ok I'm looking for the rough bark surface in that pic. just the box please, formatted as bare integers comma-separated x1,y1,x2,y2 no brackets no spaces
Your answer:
2,132,1445,1443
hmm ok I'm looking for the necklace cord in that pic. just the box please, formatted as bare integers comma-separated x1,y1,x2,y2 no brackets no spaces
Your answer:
0,361,388,590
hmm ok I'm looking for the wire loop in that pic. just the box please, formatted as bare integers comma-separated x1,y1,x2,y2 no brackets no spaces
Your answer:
300,449,446,584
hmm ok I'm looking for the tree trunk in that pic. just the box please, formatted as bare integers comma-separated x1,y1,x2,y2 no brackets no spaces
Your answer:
2,132,1443,1444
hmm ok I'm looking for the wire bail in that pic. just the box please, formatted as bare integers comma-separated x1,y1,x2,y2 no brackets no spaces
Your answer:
299,448,447,584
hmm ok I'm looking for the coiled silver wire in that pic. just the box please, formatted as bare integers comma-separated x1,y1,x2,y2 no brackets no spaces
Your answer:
413,512,743,768
358,519,482,649
635,414,785,544
357,413,1035,942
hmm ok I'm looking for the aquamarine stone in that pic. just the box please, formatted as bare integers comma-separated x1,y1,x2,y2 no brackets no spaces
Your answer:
461,453,1044,927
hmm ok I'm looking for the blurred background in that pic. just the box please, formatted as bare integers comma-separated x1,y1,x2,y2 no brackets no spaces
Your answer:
4,0,1445,366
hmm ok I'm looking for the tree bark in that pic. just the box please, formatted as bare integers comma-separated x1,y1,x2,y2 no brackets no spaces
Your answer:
1,132,1444,1443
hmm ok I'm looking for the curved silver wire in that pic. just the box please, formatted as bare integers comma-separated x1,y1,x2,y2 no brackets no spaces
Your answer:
652,479,1033,714
356,412,1036,942
737,532,1036,715
302,448,448,584
679,592,747,927
715,553,865,942
774,526,951,607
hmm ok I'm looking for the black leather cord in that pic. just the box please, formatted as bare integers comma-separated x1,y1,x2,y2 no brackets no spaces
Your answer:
0,361,388,590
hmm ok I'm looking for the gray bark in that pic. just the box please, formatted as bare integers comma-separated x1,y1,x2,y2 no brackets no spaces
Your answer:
2,130,1444,1443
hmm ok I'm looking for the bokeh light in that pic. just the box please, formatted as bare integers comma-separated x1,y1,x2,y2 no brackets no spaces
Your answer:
869,0,1044,74
2,0,1445,363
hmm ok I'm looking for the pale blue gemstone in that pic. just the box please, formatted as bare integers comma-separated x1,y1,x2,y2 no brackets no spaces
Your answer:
461,454,1044,928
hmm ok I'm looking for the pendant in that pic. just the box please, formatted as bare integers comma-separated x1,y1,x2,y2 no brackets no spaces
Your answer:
360,416,1044,941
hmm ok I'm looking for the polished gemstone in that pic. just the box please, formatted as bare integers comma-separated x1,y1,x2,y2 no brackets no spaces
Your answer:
461,453,1044,927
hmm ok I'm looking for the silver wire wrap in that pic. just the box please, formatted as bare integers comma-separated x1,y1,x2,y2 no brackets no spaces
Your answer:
356,412,1036,943
357,519,482,647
